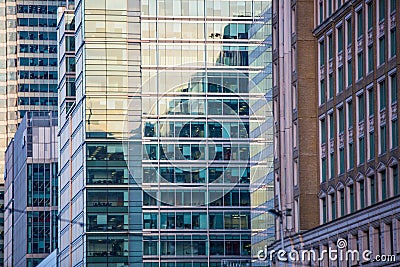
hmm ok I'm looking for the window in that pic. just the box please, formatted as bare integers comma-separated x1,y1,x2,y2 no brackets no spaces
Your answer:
349,185,355,212
348,142,354,169
339,189,345,216
346,17,352,46
337,26,343,53
328,0,333,16
338,66,344,93
329,74,334,99
380,125,387,154
330,193,336,220
357,52,363,80
322,198,327,223
321,157,327,183
347,100,353,127
379,37,386,65
359,180,365,208
358,93,365,122
357,9,363,38
390,28,396,58
380,170,387,200
320,79,326,104
380,80,387,110
329,113,334,139
319,1,324,23
369,132,375,159
370,175,376,205
330,153,335,179
328,34,333,60
338,107,345,133
321,118,327,144
359,136,365,164
368,44,374,73
367,2,373,31
391,74,397,103
319,40,325,66
390,0,396,13
347,59,353,86
392,120,398,148
379,0,386,21
368,87,374,116
393,165,399,196
339,148,345,174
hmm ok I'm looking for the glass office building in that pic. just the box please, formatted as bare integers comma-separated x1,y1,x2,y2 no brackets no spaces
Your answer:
0,0,65,176
58,0,272,266
4,112,58,267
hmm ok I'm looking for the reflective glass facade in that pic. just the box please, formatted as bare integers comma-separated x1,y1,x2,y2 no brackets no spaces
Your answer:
58,0,272,266
0,0,65,176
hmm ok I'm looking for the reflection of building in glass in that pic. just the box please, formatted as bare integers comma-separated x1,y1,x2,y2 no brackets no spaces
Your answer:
248,5,274,266
58,0,272,266
4,112,58,267
0,0,65,176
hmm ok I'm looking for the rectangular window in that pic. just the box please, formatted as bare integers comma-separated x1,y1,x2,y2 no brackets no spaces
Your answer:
329,74,334,99
347,60,353,86
348,142,354,169
357,9,363,38
339,107,344,133
390,29,396,58
319,40,325,66
392,120,398,148
339,148,345,174
380,125,387,153
370,176,376,204
338,67,343,92
322,198,327,223
379,0,386,21
359,137,365,164
367,3,373,30
368,88,374,116
359,180,365,208
321,157,327,183
319,1,324,23
381,170,387,200
379,80,386,110
329,113,334,139
337,26,343,53
330,153,335,179
340,189,345,216
358,93,365,121
331,194,336,220
321,118,327,144
369,132,375,159
379,37,386,65
350,185,355,212
328,34,333,60
393,166,399,196
328,0,333,16
390,0,396,13
357,52,363,80
368,45,374,73
347,17,352,45
320,79,326,104
348,101,353,126
391,74,397,103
